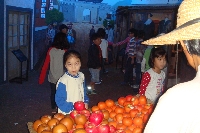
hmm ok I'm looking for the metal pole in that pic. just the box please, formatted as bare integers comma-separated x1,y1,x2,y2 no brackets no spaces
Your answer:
176,43,178,84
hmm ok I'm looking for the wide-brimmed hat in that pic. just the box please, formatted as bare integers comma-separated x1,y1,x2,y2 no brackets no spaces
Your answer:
142,0,200,45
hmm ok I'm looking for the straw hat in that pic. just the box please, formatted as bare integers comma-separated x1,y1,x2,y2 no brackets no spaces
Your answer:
142,0,200,45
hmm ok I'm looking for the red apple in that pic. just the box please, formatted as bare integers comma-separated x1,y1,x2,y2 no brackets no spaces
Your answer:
109,125,116,133
89,110,104,126
74,101,86,111
85,121,98,133
80,109,91,119
69,110,79,119
97,123,110,133
125,95,133,101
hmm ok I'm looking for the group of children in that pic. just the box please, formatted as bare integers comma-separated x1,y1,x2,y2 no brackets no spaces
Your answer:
39,24,89,114
114,28,167,103
39,24,168,114
39,25,110,114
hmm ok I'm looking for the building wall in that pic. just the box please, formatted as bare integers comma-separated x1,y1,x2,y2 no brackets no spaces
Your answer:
0,0,5,84
62,3,76,22
60,0,114,24
2,0,34,83
98,4,113,24
34,0,52,68
131,0,182,4
33,28,48,69
35,0,53,26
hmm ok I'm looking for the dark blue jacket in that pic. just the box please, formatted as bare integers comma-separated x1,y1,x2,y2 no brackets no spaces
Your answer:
87,43,101,69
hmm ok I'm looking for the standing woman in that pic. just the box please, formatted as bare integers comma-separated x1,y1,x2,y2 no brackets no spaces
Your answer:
39,32,70,110
142,0,200,132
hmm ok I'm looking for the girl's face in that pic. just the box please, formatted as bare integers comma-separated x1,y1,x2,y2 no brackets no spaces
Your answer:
65,56,81,76
128,32,134,38
153,55,167,73
93,38,102,45
62,28,68,34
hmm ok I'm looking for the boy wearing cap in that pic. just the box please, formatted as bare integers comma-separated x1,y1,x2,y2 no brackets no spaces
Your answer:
87,33,102,95
67,22,76,50
143,0,200,132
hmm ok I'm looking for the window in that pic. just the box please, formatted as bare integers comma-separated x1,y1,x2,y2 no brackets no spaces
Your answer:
8,11,30,48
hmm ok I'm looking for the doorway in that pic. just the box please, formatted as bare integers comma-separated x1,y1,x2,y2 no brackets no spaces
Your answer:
7,11,30,80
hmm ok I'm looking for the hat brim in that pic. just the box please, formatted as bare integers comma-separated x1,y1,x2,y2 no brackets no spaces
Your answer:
142,22,200,45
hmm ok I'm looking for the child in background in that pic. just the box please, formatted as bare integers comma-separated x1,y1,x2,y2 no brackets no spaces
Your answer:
132,30,145,89
55,50,89,115
39,32,70,110
119,28,138,85
59,24,68,35
97,28,108,74
139,47,167,103
87,33,102,94
132,44,145,89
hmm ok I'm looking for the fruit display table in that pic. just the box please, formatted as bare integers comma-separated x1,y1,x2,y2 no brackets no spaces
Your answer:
30,95,153,133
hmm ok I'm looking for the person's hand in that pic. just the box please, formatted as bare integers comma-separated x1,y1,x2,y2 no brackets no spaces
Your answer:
85,103,88,109
136,94,140,97
113,43,117,47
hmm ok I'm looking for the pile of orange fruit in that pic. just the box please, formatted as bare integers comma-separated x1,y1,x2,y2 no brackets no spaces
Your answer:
91,95,154,133
32,94,153,133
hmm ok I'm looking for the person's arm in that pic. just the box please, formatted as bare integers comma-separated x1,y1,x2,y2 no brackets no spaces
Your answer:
116,37,129,46
55,82,74,113
38,47,53,84
139,72,151,95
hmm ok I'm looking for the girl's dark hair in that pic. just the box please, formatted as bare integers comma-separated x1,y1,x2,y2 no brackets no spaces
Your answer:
137,30,145,39
63,50,81,66
183,39,200,56
148,46,167,68
97,28,106,38
129,28,138,37
91,33,101,41
52,32,70,50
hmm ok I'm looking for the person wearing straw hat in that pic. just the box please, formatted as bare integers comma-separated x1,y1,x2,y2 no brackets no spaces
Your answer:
142,0,200,132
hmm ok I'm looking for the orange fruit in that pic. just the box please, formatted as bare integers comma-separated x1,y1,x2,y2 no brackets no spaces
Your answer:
105,99,115,107
98,102,107,110
91,106,100,112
